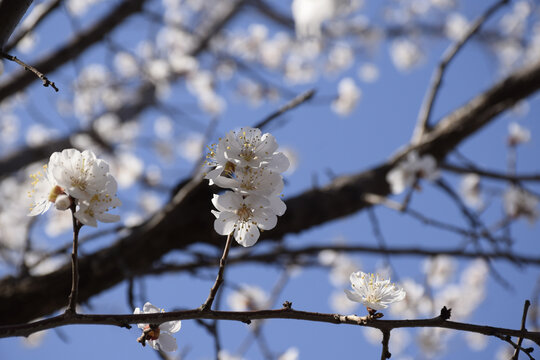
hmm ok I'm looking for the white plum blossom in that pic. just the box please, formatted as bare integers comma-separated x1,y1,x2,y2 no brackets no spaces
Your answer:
423,255,456,288
332,77,362,116
278,347,300,360
460,173,483,209
211,192,277,246
345,271,406,311
386,151,439,194
227,284,268,311
390,39,424,72
504,186,539,222
508,122,531,146
292,0,335,38
134,302,181,352
75,185,121,227
50,149,111,201
28,149,121,227
207,127,289,246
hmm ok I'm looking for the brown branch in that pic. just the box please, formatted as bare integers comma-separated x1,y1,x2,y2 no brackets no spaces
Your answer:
380,330,391,360
200,233,233,311
1,51,58,91
253,88,316,129
3,0,62,52
0,0,147,103
66,206,83,314
412,0,509,144
0,0,33,49
1,306,539,345
441,163,540,182
512,300,532,360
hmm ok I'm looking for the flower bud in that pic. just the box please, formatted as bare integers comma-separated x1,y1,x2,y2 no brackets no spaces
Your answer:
55,194,72,211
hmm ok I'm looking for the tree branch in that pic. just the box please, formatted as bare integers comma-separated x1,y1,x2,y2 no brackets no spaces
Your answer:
412,0,509,144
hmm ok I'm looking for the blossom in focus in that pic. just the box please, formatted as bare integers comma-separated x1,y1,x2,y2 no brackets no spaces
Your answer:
386,151,439,194
49,149,111,201
211,192,277,247
206,127,289,246
134,302,181,352
75,184,122,227
504,186,539,222
345,271,406,311
508,122,531,146
28,149,121,227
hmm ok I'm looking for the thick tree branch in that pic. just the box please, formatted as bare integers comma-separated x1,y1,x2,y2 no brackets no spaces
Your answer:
0,0,33,50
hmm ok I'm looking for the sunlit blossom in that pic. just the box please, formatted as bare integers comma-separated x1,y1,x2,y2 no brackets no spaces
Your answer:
345,271,406,311
134,302,181,352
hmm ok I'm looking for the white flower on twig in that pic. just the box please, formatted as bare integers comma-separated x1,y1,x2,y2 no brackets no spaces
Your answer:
345,271,406,312
211,192,277,247
134,302,181,352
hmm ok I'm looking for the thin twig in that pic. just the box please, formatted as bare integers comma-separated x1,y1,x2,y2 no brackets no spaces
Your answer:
66,206,83,314
512,300,532,360
253,89,316,130
201,233,233,311
2,306,540,345
380,330,391,360
441,163,540,182
412,0,509,143
1,52,59,92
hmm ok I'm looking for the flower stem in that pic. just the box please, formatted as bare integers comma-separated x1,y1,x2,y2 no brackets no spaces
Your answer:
200,233,233,311
66,204,83,314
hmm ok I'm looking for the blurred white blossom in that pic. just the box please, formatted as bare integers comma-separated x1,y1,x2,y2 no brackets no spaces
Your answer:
292,0,335,38
332,77,361,116
508,122,531,146
227,285,268,311
386,151,439,194
390,39,424,72
503,186,538,222
460,174,483,209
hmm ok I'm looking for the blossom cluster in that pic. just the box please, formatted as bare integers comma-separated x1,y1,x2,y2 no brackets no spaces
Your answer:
206,127,289,246
28,149,121,227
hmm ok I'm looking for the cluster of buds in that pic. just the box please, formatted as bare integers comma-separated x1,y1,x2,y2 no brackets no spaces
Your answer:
205,127,290,246
28,149,121,227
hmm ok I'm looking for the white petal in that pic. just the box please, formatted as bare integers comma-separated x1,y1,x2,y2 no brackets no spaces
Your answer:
344,289,363,303
157,332,178,352
234,224,260,247
268,196,286,216
214,211,237,235
143,302,160,314
160,320,181,333
253,209,277,230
